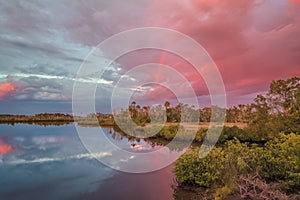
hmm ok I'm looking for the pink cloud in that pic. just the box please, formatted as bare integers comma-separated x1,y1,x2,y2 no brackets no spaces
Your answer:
0,80,17,100
287,0,300,4
138,0,300,106
62,0,299,107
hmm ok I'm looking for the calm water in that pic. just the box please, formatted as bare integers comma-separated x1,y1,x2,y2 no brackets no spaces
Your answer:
0,124,180,200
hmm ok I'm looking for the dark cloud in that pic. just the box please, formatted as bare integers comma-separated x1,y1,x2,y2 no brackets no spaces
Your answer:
13,64,74,78
60,0,151,45
0,35,86,63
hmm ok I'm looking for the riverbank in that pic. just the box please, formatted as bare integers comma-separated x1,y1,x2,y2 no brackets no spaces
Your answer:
0,113,247,130
0,113,74,124
0,113,115,126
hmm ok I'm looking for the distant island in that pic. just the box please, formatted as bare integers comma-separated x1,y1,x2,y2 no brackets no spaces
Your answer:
0,113,74,124
0,113,115,126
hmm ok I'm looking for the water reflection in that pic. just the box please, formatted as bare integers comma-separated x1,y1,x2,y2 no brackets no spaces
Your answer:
0,124,191,200
0,121,73,126
0,138,12,155
77,165,177,200
103,125,190,153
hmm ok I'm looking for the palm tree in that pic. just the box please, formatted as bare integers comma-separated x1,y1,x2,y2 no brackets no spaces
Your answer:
131,101,136,107
164,101,170,109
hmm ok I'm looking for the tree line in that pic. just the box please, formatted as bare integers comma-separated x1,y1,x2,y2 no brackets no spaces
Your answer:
127,76,299,127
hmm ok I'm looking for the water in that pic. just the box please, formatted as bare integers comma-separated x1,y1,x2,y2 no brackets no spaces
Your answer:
0,124,178,200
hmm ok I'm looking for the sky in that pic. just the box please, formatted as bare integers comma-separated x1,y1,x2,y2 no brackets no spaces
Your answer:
0,0,300,114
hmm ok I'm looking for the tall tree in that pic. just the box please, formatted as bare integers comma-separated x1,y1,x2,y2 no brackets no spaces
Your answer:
267,77,300,116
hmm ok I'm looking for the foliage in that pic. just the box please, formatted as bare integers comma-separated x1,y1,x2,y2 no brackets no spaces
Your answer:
195,126,247,143
156,125,180,140
245,76,300,140
174,134,300,199
174,139,250,188
257,133,300,187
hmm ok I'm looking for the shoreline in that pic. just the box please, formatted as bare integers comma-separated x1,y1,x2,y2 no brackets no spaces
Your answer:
0,113,247,129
